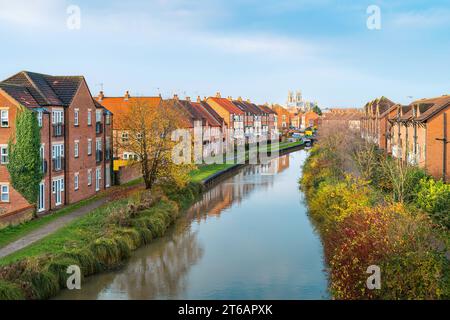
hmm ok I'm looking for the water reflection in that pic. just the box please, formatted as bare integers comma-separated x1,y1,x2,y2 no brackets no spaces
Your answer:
56,151,329,300
188,155,290,222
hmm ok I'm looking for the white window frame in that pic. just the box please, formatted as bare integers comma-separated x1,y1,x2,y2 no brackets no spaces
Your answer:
38,181,45,212
74,140,79,158
52,109,64,124
0,145,8,164
74,172,79,191
105,165,111,188
1,184,9,202
87,109,92,126
74,109,79,126
96,110,102,123
37,111,43,127
87,169,92,186
87,139,92,156
1,110,9,127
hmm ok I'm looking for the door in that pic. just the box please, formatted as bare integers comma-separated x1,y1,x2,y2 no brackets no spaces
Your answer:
95,168,101,191
38,182,45,212
53,178,64,206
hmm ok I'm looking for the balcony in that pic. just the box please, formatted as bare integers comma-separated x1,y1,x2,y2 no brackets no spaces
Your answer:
52,123,64,137
96,150,103,163
52,157,65,172
96,122,103,134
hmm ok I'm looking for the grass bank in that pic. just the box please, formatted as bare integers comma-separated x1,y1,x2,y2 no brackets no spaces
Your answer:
0,182,202,299
300,144,449,300
0,177,144,249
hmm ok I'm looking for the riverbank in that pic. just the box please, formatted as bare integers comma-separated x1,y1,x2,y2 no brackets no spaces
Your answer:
0,182,203,299
300,135,449,299
0,141,304,300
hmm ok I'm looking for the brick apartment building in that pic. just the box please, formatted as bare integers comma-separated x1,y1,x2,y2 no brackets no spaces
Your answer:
0,71,113,223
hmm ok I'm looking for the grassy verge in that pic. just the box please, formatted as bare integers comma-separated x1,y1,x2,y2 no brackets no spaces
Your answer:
0,177,144,250
190,140,304,183
0,182,203,299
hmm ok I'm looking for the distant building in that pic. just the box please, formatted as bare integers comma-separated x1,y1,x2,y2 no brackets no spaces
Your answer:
286,90,318,112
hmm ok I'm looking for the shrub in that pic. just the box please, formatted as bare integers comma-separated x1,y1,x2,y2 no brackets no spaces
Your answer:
415,179,450,228
308,175,373,232
326,203,449,300
0,280,25,300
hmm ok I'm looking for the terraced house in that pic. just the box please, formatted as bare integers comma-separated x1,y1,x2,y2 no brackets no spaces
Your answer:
207,93,245,142
361,96,396,146
388,95,450,182
362,95,450,182
0,71,113,224
169,95,225,160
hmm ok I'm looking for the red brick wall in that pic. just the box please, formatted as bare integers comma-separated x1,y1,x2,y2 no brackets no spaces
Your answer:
116,163,142,185
426,106,450,181
0,92,33,217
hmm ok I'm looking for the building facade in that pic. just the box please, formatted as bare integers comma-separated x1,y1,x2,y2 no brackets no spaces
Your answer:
0,71,112,223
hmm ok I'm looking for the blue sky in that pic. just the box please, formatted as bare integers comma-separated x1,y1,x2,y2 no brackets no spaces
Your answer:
0,0,449,107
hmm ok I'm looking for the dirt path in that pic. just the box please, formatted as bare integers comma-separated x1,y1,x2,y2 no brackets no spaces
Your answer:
0,183,143,259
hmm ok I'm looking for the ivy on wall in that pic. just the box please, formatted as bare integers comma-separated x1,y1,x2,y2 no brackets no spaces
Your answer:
7,105,43,214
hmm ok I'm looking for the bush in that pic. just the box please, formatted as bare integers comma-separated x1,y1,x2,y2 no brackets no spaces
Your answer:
415,179,450,228
0,280,25,300
327,204,449,300
308,175,373,232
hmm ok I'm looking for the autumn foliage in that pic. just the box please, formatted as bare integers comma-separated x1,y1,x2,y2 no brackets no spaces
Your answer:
301,124,449,300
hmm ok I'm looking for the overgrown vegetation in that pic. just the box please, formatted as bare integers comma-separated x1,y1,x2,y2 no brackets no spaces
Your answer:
300,123,449,299
0,182,203,300
7,106,43,216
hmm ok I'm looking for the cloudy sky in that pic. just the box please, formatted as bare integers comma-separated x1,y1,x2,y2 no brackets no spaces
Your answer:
0,0,449,107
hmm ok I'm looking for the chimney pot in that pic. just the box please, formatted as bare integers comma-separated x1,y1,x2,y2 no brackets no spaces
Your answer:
174,94,179,100
124,91,130,101
216,92,221,98
98,91,104,101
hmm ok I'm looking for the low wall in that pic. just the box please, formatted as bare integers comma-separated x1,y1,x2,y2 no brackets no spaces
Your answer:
0,206,34,229
115,163,142,185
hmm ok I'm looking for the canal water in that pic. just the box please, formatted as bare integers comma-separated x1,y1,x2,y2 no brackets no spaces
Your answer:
56,150,330,299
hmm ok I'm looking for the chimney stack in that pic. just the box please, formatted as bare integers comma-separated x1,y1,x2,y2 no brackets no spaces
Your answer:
173,94,179,100
227,96,233,101
98,91,104,101
237,96,243,101
216,92,221,98
124,91,130,101
186,96,191,102
197,96,201,103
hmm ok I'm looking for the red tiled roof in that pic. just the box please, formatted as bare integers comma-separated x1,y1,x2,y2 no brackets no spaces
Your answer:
97,96,162,121
191,102,222,127
258,104,276,114
208,97,244,114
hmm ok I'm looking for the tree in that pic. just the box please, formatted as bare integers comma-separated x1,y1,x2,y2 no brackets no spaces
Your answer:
116,99,193,190
312,105,322,116
7,106,43,216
